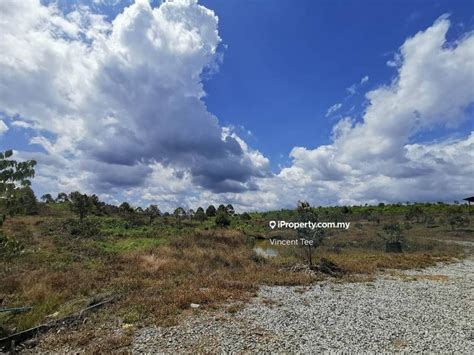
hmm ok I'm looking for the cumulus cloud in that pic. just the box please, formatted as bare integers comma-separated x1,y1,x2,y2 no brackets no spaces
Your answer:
265,16,474,207
1,5,472,211
0,0,269,196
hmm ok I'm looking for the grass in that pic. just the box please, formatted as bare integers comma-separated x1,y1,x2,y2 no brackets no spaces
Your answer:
0,205,472,351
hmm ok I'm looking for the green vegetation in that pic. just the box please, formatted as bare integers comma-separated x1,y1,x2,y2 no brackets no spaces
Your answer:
0,152,473,351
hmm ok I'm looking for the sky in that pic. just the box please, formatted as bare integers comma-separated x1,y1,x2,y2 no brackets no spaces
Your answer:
0,0,473,211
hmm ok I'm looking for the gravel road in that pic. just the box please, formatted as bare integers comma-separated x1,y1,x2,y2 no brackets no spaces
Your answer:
133,257,474,353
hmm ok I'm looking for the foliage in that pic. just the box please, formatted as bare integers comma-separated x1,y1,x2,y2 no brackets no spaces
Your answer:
41,193,55,203
69,191,93,221
0,233,24,258
448,215,469,230
56,192,69,203
7,186,38,215
0,150,37,223
405,206,425,223
206,205,216,217
225,204,235,215
119,202,134,214
215,209,231,227
240,212,251,221
378,223,404,243
144,204,161,224
297,200,311,213
193,207,207,222
173,207,186,218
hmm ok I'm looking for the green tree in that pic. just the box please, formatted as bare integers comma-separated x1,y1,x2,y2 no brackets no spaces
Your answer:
144,204,161,224
405,205,425,223
225,204,235,215
206,205,216,217
17,186,38,215
240,212,251,221
69,191,92,221
215,209,230,227
41,193,54,204
194,207,207,222
56,192,69,203
378,223,404,243
0,150,37,221
119,202,134,214
448,215,468,230
0,150,36,257
297,200,311,212
174,207,186,218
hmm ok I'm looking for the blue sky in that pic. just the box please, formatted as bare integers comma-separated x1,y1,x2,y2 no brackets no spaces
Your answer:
0,0,473,210
200,0,474,170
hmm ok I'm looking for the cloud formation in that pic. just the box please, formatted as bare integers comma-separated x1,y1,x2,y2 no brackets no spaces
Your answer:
0,0,269,195
0,120,8,135
266,16,474,207
0,3,472,211
325,103,342,117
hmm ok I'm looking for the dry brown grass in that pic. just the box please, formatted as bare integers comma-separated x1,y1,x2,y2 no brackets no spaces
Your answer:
1,213,471,351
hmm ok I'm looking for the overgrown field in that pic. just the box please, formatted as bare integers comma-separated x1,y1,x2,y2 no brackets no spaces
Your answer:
0,202,472,351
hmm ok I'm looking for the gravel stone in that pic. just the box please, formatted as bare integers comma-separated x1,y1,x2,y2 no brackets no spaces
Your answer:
133,257,474,353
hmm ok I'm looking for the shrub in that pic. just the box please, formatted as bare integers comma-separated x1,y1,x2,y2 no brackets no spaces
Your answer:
295,208,325,267
240,212,251,221
69,191,93,220
41,193,55,204
206,205,216,217
0,233,24,259
448,215,469,230
378,223,404,243
225,204,235,215
194,207,207,222
144,205,161,224
341,206,350,214
215,210,230,227
44,218,100,238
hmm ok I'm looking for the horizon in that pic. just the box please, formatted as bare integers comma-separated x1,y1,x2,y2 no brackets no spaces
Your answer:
0,0,473,212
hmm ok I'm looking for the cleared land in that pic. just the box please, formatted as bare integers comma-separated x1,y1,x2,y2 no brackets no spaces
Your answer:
0,203,472,352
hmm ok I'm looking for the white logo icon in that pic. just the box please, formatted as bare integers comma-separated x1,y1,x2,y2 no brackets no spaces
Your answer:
269,220,276,229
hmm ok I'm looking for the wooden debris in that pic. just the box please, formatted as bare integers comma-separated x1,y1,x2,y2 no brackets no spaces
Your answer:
0,297,115,351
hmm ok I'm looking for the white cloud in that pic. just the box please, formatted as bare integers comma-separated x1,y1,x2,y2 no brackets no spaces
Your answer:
325,103,342,117
264,16,474,207
1,5,472,211
346,84,357,96
0,120,8,135
347,75,369,95
0,0,269,198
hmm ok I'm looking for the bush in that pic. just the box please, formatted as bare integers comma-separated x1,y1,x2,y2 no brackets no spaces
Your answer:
206,205,216,217
378,223,404,245
448,215,469,230
43,218,100,238
240,212,251,221
215,210,231,227
0,233,24,259
194,207,207,222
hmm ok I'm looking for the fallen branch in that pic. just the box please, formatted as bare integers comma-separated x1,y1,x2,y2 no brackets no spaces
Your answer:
0,307,32,314
0,297,115,351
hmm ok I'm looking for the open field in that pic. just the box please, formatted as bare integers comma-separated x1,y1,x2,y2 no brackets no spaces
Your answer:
1,202,472,352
